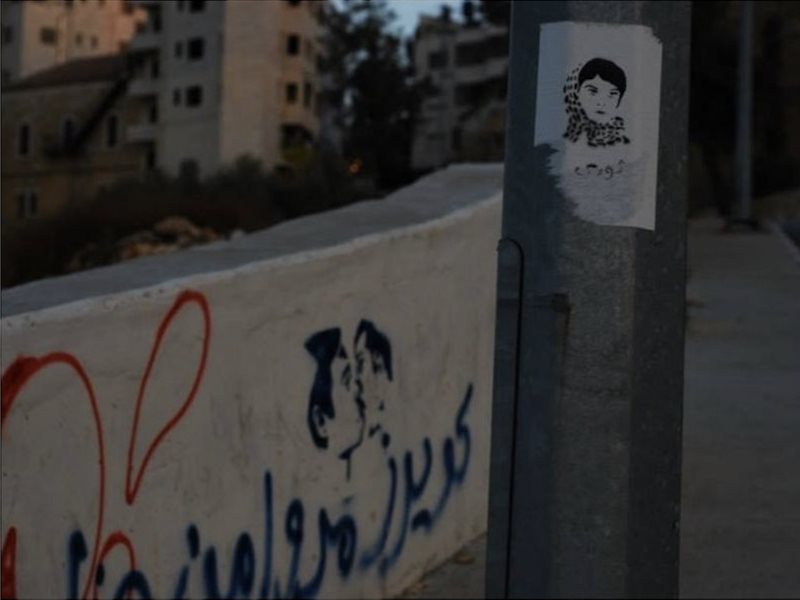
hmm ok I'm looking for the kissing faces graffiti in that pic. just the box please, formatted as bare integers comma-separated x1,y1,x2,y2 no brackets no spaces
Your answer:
1,296,474,598
1,290,211,600
305,321,394,480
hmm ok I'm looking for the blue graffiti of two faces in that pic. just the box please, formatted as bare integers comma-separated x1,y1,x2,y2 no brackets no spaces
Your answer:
66,317,472,599
305,320,396,479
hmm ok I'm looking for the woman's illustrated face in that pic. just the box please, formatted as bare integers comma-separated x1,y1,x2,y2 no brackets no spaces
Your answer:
578,75,621,124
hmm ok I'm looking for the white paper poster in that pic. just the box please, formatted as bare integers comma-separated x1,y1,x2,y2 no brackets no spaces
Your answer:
534,22,663,230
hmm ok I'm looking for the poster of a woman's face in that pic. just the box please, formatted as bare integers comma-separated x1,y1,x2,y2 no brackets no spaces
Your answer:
533,22,663,230
563,58,630,148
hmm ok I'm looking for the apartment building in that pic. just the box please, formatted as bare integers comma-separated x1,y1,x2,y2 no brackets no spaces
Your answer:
1,0,145,84
127,0,325,178
411,15,508,170
1,53,151,224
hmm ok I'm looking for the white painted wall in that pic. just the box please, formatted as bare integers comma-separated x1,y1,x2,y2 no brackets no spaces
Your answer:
1,167,502,599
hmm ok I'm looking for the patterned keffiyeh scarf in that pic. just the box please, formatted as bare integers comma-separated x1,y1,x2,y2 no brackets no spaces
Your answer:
562,66,630,148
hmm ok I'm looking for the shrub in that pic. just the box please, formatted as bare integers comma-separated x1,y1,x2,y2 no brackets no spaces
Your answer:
2,150,357,288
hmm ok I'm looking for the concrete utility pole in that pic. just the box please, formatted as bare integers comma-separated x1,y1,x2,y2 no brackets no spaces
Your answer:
486,2,690,598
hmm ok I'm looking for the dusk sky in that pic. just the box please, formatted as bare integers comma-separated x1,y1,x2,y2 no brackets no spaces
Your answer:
387,0,465,36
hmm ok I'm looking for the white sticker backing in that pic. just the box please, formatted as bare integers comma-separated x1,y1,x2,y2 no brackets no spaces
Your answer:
534,22,663,230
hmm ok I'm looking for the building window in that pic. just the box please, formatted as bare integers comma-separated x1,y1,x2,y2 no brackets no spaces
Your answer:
2,26,12,45
175,41,183,58
106,114,118,147
179,159,199,181
18,123,31,156
148,102,158,123
145,148,157,171
62,118,75,147
452,127,463,151
286,83,298,104
303,82,312,108
151,55,160,78
285,0,302,6
40,27,58,45
90,35,98,49
456,40,488,66
187,37,204,60
186,85,203,107
173,89,182,105
189,0,206,12
287,34,300,56
281,124,312,150
315,91,323,116
75,32,83,46
428,50,448,70
16,191,38,219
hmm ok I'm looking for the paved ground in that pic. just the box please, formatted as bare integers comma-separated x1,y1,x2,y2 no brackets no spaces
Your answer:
396,217,800,598
397,535,486,599
680,218,800,598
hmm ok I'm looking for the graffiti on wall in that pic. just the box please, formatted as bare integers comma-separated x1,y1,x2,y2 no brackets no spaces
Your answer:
305,320,394,480
1,291,474,599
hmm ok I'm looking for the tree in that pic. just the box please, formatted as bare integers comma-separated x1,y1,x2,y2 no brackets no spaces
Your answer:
479,0,510,25
322,0,432,190
463,1,478,27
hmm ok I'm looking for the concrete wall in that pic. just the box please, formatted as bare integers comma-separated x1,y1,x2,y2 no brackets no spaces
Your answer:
1,165,502,599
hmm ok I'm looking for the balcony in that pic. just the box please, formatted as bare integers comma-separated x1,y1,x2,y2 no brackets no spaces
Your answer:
126,123,158,143
455,56,507,85
128,77,159,97
128,30,160,53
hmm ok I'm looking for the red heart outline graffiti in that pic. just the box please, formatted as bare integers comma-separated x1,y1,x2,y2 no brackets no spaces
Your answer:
1,289,211,599
125,290,211,505
1,352,106,600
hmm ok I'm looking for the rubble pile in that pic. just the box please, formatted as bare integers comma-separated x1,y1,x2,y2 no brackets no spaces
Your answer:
66,216,221,273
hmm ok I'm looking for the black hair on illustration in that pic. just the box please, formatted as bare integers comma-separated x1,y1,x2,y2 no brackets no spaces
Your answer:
578,58,627,105
305,327,343,449
354,320,393,381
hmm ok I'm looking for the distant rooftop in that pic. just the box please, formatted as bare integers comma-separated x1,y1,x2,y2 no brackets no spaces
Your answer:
4,54,128,93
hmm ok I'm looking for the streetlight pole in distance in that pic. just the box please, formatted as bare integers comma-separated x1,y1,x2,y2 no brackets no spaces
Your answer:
730,0,758,231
